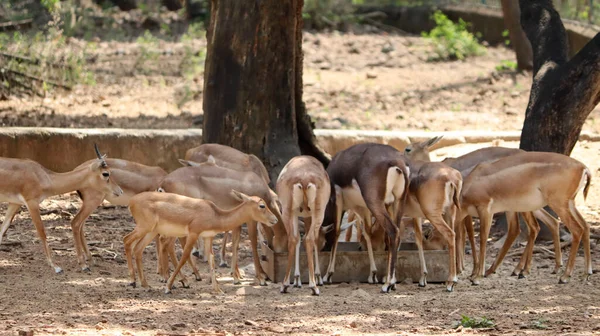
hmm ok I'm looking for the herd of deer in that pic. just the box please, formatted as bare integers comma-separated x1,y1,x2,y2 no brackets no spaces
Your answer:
0,137,593,296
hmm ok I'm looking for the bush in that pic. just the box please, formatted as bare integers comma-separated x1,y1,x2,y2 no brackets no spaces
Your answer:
422,10,486,61
452,315,495,329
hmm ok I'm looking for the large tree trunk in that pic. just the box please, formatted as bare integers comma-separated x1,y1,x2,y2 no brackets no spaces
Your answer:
202,0,329,185
500,0,533,71
519,0,600,155
162,0,183,11
515,0,600,241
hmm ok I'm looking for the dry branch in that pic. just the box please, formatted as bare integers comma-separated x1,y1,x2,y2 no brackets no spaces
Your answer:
4,68,72,90
0,19,33,32
506,245,554,258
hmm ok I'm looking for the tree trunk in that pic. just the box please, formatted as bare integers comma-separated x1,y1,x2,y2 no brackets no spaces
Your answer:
110,0,137,11
202,0,329,185
517,0,600,241
519,0,600,155
162,0,183,11
500,0,533,71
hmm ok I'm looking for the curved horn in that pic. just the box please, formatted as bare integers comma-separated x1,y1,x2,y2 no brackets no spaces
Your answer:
94,143,103,159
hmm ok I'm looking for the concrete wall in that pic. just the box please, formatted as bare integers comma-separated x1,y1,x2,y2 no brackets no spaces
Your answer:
2,127,599,173
355,4,598,56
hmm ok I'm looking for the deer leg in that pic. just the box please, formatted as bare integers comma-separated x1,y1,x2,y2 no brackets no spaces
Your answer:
412,217,428,287
158,237,172,282
133,232,159,288
218,231,229,268
361,212,379,284
0,203,21,246
518,211,540,278
323,186,343,284
174,236,201,282
281,213,298,294
70,193,103,272
551,203,584,284
26,201,62,274
205,237,224,294
534,209,563,274
230,227,243,284
570,200,592,279
248,221,268,286
463,215,478,276
427,213,457,292
123,228,145,287
485,211,520,277
472,208,492,285
454,214,464,274
305,213,323,295
165,233,198,294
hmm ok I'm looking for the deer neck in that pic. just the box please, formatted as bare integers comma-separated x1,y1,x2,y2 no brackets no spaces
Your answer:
212,202,254,232
46,166,93,196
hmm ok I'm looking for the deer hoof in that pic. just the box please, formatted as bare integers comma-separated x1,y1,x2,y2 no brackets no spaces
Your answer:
82,267,91,273
323,272,334,284
293,276,302,288
280,285,289,294
316,274,324,286
54,266,64,274
558,277,570,284
368,272,378,284
180,280,190,289
129,282,136,288
219,262,228,268
311,287,320,296
164,287,172,294
380,283,392,293
518,273,526,279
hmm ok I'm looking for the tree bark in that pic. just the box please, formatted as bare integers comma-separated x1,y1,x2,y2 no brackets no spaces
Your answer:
519,0,600,155
500,0,533,71
202,0,329,185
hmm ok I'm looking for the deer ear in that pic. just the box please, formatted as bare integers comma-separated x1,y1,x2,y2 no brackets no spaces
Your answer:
178,159,201,167
424,135,443,148
230,190,251,202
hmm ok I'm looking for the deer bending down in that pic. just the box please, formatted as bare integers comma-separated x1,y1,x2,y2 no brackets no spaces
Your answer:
182,144,287,266
69,159,166,271
404,138,564,276
157,160,283,286
0,145,123,273
125,190,278,294
402,159,463,291
323,143,410,293
276,156,331,295
459,152,591,285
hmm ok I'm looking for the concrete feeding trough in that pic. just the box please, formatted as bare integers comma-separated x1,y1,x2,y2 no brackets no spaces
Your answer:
259,241,449,284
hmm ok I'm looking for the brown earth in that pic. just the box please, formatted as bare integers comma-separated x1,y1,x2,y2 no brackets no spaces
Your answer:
1,31,600,336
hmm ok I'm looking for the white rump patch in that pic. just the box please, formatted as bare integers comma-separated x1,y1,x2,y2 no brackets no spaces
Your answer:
384,166,406,205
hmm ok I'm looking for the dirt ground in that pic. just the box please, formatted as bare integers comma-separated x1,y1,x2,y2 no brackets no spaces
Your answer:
2,31,600,335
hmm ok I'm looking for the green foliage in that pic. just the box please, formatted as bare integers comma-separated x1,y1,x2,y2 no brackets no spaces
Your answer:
421,11,486,61
134,30,160,73
495,59,517,72
502,29,510,46
529,318,549,330
41,0,60,12
452,315,495,329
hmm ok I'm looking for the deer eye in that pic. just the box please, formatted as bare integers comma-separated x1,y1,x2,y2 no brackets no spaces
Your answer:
404,147,412,153
102,172,110,178
259,204,266,209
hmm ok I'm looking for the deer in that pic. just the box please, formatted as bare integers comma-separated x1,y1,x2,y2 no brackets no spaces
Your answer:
156,159,284,286
457,151,592,285
322,143,410,293
68,159,167,272
276,155,330,295
182,144,287,266
125,190,278,294
0,144,123,274
404,137,564,277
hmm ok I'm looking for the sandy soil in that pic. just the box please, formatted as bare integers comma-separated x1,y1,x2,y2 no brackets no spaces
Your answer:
2,31,600,133
1,31,600,335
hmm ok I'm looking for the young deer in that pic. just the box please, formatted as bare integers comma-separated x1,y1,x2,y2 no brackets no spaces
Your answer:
276,156,330,295
157,160,283,286
459,152,591,285
0,145,123,273
405,138,564,276
323,143,410,293
125,190,278,294
69,159,166,271
182,144,287,265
